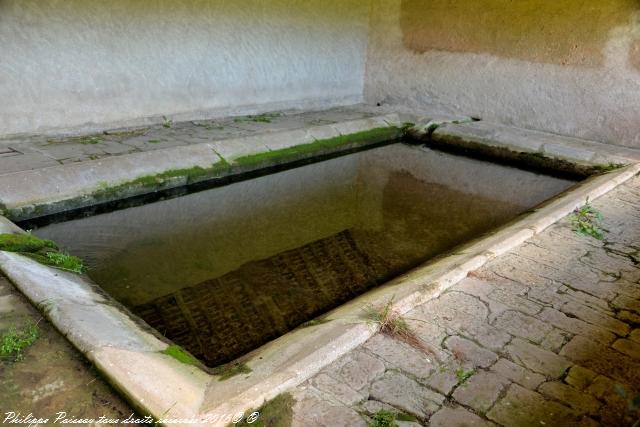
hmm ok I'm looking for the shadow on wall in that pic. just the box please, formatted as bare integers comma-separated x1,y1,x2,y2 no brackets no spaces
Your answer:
401,0,639,68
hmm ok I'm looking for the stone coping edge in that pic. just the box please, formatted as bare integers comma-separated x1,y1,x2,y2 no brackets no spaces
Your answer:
0,133,638,425
0,114,405,222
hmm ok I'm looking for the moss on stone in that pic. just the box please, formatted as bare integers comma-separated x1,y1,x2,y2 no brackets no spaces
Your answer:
160,345,202,367
0,233,57,253
233,126,402,168
232,393,294,427
93,160,232,198
212,361,252,381
0,233,86,273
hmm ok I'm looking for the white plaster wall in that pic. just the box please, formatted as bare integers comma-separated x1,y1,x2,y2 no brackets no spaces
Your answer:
364,1,640,148
0,0,370,136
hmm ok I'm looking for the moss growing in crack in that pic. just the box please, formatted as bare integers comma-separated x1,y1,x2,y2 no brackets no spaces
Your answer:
0,233,86,274
47,135,104,145
455,368,475,384
212,361,252,381
234,112,281,124
93,160,231,197
233,127,402,168
103,128,149,138
369,410,397,427
299,318,330,328
592,162,626,173
232,393,294,427
160,345,202,367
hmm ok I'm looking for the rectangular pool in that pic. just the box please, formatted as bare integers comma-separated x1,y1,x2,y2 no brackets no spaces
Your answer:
33,143,576,367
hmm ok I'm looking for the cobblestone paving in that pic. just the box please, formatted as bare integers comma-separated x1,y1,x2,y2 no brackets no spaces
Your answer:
0,107,378,175
291,176,640,427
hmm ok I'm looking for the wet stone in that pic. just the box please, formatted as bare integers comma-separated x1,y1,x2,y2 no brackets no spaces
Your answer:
564,365,598,390
560,335,640,385
560,301,630,336
487,384,586,427
538,381,601,415
611,338,640,359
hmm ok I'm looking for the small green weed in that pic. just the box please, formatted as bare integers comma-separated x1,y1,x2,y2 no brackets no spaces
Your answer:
43,252,85,273
369,410,397,427
77,136,103,145
570,199,605,240
147,139,163,144
162,116,173,128
0,322,40,362
456,368,475,384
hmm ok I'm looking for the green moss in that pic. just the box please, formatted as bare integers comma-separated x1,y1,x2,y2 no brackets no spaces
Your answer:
160,345,201,367
234,126,402,168
103,128,149,138
0,233,85,274
234,112,281,124
299,318,330,328
47,135,103,145
147,139,162,144
1,322,40,362
456,368,475,384
396,413,418,422
0,233,57,252
233,393,294,427
212,361,252,381
592,162,626,173
94,160,231,197
369,410,397,427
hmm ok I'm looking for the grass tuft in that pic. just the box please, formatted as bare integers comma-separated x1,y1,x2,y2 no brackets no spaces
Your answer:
162,116,173,128
0,322,40,362
363,299,432,356
569,199,605,240
455,368,475,384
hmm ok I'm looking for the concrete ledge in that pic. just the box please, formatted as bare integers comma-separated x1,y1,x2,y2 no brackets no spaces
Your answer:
0,162,638,425
0,114,404,222
426,121,640,173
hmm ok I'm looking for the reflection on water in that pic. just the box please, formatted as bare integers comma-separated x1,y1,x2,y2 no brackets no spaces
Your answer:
35,144,576,366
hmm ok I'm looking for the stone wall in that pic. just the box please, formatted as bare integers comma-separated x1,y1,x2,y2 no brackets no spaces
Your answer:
0,0,369,136
365,0,640,148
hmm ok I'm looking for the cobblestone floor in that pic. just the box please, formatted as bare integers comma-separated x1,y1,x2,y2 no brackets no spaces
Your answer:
0,107,378,175
290,175,640,427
